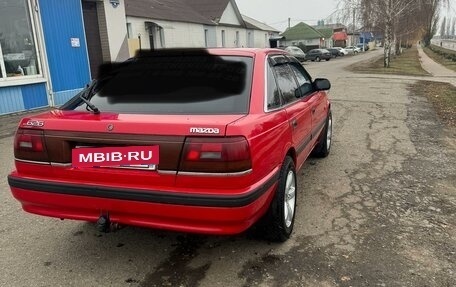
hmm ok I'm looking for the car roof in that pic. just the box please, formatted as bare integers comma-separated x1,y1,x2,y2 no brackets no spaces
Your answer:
135,48,286,59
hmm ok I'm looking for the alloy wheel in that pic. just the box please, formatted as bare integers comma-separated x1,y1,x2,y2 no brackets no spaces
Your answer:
283,170,296,228
326,115,332,149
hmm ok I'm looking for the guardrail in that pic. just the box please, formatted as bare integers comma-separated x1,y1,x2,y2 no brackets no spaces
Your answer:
428,44,456,61
431,39,456,51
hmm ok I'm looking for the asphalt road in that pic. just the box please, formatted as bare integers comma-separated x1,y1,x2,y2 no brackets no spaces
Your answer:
1,50,455,287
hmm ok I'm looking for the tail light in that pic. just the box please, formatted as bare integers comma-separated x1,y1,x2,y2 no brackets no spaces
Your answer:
180,137,251,173
14,128,49,162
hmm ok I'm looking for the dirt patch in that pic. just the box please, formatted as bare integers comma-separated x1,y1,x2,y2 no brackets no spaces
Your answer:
140,235,211,287
347,47,430,76
409,81,456,127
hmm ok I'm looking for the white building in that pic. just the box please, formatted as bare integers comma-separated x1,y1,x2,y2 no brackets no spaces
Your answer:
242,15,281,48
123,0,279,55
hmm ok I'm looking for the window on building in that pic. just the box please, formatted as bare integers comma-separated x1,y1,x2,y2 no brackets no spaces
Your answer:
126,23,132,39
204,29,208,47
247,32,251,47
0,0,40,79
236,31,240,47
221,30,225,47
158,27,165,48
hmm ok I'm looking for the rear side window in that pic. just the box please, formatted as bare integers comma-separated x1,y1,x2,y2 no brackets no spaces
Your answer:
69,55,253,115
266,63,281,110
272,64,299,105
288,62,313,97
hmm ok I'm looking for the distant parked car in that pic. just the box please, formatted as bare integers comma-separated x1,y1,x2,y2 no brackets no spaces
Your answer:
304,49,332,62
327,48,344,58
356,43,369,51
332,47,348,55
284,46,306,62
345,46,361,54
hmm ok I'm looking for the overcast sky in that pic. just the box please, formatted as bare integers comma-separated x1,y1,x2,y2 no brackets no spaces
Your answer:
235,0,341,32
235,0,455,33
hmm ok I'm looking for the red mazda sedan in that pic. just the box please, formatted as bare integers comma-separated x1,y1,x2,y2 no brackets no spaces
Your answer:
8,48,332,242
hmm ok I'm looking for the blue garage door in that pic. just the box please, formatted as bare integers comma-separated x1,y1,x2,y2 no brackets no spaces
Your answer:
39,0,90,105
0,83,48,115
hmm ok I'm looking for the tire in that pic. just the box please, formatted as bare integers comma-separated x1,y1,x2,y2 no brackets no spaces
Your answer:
259,156,297,242
326,58,330,61
316,56,321,62
312,111,332,157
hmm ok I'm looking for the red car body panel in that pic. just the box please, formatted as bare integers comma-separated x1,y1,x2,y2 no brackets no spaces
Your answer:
8,48,330,235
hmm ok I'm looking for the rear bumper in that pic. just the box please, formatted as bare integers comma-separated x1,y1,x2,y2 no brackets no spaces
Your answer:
8,171,278,235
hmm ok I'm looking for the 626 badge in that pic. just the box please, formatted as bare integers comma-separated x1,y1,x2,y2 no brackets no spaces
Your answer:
24,120,44,127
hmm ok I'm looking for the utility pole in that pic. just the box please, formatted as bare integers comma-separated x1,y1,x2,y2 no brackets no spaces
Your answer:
352,6,356,46
288,17,291,29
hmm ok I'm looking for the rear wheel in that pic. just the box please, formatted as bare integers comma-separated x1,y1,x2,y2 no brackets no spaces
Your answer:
312,111,332,157
259,156,297,242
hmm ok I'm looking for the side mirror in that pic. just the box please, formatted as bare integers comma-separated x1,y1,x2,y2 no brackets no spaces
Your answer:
313,78,331,91
299,82,313,97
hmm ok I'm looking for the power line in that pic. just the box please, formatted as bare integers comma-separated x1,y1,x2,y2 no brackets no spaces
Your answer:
266,20,289,25
267,17,331,25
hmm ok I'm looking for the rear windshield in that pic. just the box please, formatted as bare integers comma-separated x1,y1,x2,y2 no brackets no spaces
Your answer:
68,55,253,115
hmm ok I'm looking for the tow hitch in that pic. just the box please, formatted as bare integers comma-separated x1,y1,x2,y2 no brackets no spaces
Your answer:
96,214,121,233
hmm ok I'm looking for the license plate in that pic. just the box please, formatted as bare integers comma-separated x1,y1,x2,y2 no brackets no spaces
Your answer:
72,146,159,168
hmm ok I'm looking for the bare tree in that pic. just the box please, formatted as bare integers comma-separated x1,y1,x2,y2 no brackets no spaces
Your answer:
446,16,452,38
450,17,456,38
363,0,421,67
338,0,449,67
440,16,447,37
421,0,440,46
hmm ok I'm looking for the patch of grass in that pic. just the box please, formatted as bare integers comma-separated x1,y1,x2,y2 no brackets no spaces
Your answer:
347,46,430,76
423,45,456,73
410,81,456,127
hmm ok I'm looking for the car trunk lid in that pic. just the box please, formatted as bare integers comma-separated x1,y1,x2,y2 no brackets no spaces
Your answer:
15,111,246,186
